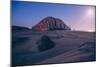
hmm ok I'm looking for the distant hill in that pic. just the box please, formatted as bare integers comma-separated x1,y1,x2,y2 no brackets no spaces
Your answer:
32,16,71,31
12,26,30,31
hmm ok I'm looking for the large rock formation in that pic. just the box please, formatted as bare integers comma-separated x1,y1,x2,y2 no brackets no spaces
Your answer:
32,16,71,31
36,35,55,52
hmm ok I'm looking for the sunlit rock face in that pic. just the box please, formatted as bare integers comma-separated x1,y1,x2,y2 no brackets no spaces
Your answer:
32,16,71,31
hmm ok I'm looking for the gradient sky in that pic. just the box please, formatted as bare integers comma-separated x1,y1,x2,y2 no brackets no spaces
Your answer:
12,1,96,32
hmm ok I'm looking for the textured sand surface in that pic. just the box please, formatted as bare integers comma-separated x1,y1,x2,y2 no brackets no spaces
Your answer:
12,30,96,66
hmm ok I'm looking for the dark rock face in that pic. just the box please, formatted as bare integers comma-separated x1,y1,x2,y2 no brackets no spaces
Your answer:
32,17,71,31
36,35,55,52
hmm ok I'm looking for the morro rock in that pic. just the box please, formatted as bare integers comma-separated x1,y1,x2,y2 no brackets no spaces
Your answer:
32,16,71,31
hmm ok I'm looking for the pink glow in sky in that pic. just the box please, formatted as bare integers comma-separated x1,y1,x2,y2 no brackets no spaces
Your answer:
70,6,95,32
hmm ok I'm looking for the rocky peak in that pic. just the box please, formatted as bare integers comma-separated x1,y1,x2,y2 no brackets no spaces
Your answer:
32,16,71,31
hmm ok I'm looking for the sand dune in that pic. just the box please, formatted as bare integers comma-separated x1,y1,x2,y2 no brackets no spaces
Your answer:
12,30,96,66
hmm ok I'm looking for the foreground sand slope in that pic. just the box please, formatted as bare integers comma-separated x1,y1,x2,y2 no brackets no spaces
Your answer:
12,30,95,66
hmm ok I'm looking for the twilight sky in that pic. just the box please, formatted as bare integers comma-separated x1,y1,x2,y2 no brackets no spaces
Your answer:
12,1,96,32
